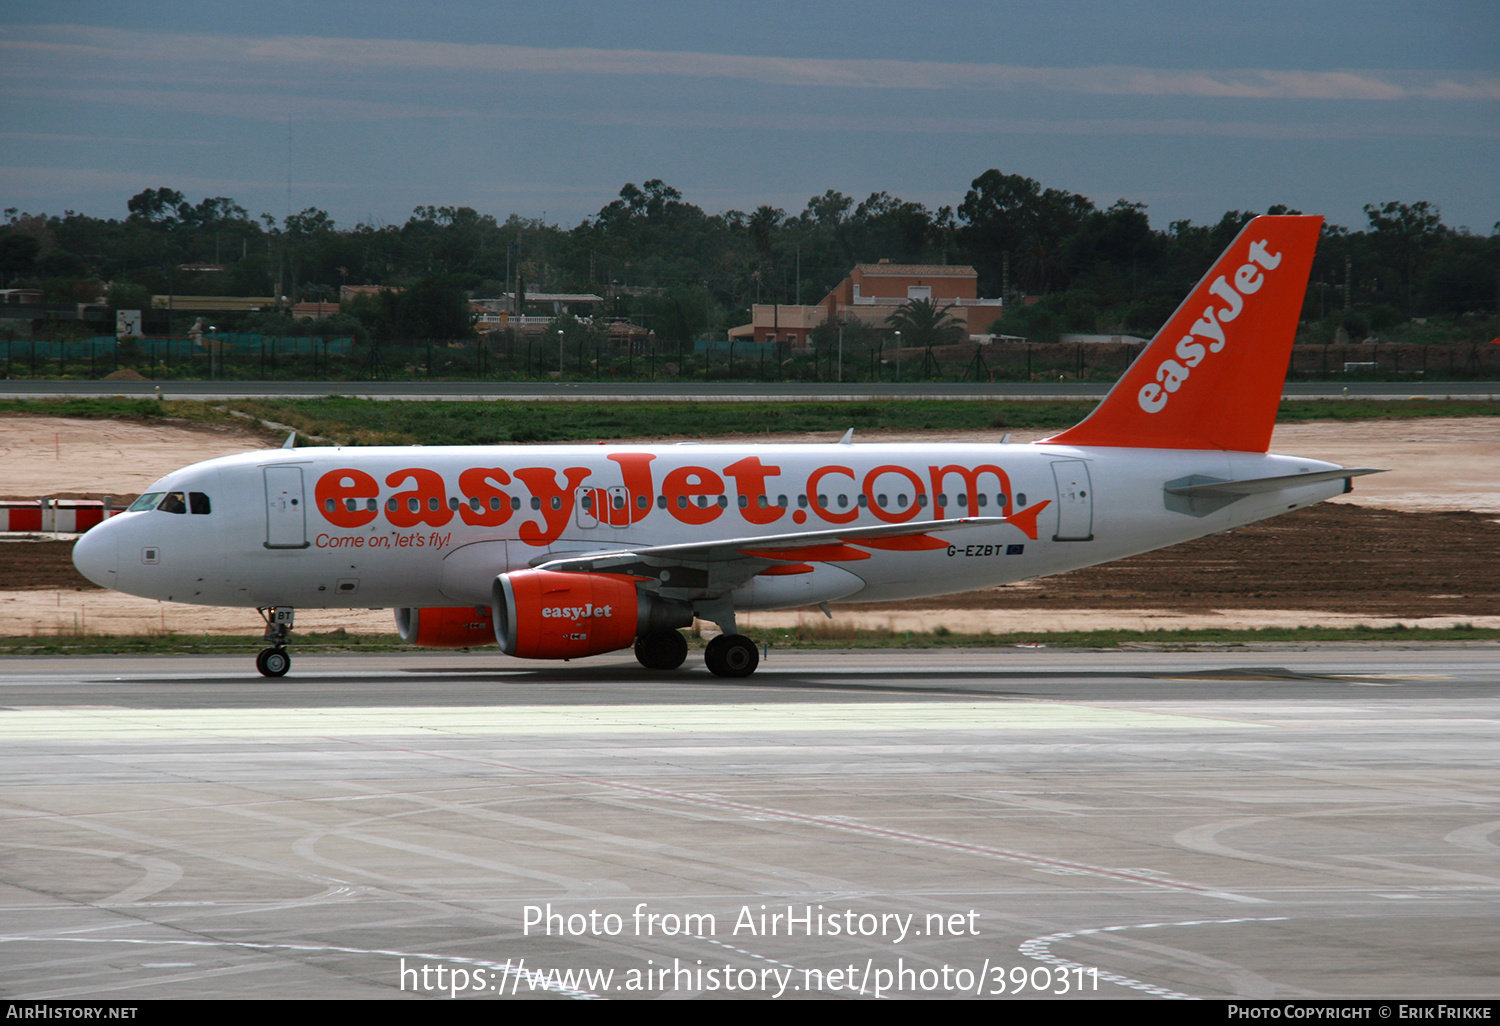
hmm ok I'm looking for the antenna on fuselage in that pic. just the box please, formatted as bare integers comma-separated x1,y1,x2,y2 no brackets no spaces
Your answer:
838,428,854,445
281,432,297,450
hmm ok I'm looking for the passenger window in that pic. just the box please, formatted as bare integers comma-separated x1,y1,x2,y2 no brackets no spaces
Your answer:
157,492,187,514
189,492,211,515
1017,492,1027,506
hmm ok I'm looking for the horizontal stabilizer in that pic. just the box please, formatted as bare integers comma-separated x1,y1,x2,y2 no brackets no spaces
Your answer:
1165,467,1385,498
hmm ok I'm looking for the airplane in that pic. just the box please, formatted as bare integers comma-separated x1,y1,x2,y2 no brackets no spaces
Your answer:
72,215,1379,678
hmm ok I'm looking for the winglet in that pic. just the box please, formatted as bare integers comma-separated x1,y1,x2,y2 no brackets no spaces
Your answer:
1045,215,1322,452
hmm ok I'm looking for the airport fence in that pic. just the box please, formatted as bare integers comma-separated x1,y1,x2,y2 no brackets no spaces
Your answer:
3,335,1498,384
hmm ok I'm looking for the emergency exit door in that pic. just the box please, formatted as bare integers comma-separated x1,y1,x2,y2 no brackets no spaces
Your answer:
1051,460,1094,541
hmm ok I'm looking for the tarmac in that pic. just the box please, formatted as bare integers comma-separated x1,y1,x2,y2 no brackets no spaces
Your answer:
1,647,1496,1000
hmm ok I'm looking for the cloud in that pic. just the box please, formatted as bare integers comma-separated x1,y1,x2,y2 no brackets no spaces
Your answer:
5,24,1494,103
567,108,1499,140
0,85,462,123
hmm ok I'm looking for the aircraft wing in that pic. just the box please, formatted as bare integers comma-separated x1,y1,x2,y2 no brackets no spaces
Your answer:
531,513,1030,597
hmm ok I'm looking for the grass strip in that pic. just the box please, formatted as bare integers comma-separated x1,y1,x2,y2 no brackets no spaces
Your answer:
3,396,1497,448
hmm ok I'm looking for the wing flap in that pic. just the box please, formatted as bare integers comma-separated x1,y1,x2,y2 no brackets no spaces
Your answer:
535,515,1009,575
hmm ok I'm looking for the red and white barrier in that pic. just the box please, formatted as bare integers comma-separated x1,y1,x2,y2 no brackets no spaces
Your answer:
0,500,117,533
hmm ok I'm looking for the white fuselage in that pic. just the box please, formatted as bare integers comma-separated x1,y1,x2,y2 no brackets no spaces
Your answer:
72,441,1347,613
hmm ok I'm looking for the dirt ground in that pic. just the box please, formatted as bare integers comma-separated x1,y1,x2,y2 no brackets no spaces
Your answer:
1,412,1497,637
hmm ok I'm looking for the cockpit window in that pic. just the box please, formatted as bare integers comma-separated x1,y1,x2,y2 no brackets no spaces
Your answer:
128,492,165,512
190,492,211,515
157,492,188,514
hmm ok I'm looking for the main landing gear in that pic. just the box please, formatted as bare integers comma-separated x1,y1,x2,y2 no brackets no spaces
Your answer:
704,633,758,678
635,629,688,671
255,606,294,677
633,629,759,677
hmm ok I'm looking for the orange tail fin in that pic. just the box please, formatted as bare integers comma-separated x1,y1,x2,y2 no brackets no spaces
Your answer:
1045,214,1322,452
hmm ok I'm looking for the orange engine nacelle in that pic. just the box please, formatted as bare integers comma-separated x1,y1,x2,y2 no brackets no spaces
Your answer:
395,606,497,648
492,569,688,660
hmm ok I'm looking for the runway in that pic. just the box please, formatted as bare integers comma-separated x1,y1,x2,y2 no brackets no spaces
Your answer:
1,648,1497,1000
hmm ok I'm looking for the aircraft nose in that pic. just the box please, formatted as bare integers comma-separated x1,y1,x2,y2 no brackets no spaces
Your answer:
71,522,119,589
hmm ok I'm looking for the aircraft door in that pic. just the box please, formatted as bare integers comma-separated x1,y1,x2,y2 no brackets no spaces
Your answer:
263,466,309,549
1051,460,1094,541
605,486,629,527
575,485,630,528
575,485,598,528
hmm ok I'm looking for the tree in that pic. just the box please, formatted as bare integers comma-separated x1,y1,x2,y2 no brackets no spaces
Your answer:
126,188,186,224
0,231,39,283
363,275,474,341
1364,200,1447,311
1062,200,1160,297
886,297,967,349
958,171,1094,295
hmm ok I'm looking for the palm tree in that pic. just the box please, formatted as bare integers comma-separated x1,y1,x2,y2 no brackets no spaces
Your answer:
886,298,967,378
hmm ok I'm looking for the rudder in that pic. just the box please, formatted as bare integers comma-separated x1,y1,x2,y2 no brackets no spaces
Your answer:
1045,215,1322,452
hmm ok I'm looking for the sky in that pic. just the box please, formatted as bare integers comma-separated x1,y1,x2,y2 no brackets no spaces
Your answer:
1,1,1496,235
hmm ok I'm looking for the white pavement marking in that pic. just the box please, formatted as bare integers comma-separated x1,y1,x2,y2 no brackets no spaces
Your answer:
0,700,1270,741
1019,916,1291,1000
0,935,602,1000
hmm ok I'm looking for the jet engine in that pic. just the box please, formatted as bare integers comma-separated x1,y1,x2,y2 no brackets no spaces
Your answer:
492,569,691,660
394,606,496,648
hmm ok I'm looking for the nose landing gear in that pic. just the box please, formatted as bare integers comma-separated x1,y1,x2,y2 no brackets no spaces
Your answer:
256,606,294,677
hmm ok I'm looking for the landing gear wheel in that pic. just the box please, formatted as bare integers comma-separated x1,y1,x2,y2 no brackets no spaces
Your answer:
635,630,688,671
704,634,758,678
256,647,290,678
